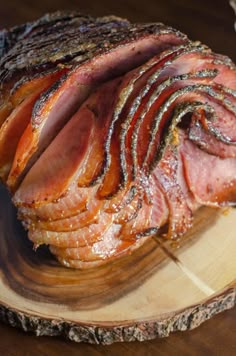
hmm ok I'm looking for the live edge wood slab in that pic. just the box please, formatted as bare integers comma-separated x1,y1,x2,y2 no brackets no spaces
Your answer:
0,1,235,351
0,184,235,345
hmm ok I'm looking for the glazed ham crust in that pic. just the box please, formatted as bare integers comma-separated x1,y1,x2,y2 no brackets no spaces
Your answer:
0,12,236,268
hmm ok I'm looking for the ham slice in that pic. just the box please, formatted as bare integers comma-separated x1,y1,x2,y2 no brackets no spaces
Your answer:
50,224,150,264
0,71,65,181
181,137,236,207
189,120,236,158
30,199,103,232
28,213,113,248
20,185,94,221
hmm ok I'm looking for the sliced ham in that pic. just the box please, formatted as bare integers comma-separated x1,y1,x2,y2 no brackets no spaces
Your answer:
189,120,236,158
0,92,40,181
0,69,65,128
152,145,192,239
13,95,96,207
19,185,94,221
113,193,142,224
0,71,64,181
103,185,136,213
8,25,187,191
0,12,235,269
28,213,113,248
50,224,150,263
180,137,236,207
29,198,103,232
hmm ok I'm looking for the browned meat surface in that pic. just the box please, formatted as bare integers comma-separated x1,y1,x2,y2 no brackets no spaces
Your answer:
0,11,235,268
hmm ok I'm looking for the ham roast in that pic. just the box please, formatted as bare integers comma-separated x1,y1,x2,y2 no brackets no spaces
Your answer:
0,11,236,268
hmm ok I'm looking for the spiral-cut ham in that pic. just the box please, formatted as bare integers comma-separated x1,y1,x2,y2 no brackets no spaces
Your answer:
0,11,236,269
0,70,66,182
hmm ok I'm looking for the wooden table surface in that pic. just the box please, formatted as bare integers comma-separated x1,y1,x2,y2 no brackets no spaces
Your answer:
0,0,235,355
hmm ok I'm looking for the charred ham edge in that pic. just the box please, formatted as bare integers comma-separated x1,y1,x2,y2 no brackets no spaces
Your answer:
180,136,236,207
142,82,236,173
123,70,234,239
0,13,129,86
97,45,210,207
113,194,142,224
13,29,188,207
8,26,188,192
13,78,121,209
135,104,204,241
0,71,66,181
201,86,236,144
103,184,137,213
76,78,123,187
18,65,120,223
75,45,189,189
0,23,29,59
124,47,223,184
132,70,217,173
145,104,208,239
95,45,188,198
163,102,216,155
0,69,65,130
0,12,95,59
7,73,73,191
120,174,169,240
139,56,236,172
108,46,225,193
122,45,212,172
13,100,95,208
6,68,66,107
117,196,151,239
0,92,42,181
149,84,236,171
95,45,215,203
189,119,236,158
131,54,235,175
28,213,114,248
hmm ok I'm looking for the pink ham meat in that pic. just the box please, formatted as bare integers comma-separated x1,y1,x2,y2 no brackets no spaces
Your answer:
189,120,236,158
28,213,114,248
7,25,187,191
49,225,150,266
180,136,236,207
0,70,65,181
0,12,236,269
19,185,95,221
13,78,121,207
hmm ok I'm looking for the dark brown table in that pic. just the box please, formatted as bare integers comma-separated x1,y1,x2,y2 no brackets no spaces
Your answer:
0,0,235,354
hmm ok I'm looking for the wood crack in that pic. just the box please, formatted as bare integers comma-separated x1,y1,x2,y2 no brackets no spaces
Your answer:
153,236,215,296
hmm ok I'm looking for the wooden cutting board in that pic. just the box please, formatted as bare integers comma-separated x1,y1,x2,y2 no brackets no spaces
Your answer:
0,184,235,345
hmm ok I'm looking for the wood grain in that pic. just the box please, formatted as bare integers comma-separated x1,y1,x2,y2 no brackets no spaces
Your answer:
0,182,235,344
0,0,235,353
